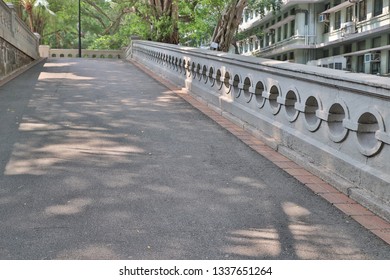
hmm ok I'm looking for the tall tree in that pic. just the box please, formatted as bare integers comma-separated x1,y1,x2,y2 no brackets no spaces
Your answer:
12,0,55,32
211,0,247,52
211,0,282,52
134,0,179,44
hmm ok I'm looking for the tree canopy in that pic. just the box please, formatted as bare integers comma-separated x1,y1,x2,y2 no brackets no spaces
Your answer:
11,0,281,51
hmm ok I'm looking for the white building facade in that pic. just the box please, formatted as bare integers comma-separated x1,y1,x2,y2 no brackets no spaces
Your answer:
238,0,390,75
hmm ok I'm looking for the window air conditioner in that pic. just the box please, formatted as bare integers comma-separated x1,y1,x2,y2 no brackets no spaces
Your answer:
319,13,329,22
364,53,380,63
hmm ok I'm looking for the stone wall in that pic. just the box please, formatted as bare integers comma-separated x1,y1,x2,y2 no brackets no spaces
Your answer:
0,1,39,80
127,40,390,222
0,36,33,77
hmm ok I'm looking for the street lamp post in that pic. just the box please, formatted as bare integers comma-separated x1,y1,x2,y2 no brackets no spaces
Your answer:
78,0,81,58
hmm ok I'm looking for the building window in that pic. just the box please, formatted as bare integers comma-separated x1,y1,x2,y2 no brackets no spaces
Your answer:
290,20,295,37
277,27,282,42
357,55,364,72
358,0,367,21
324,2,330,10
346,57,352,70
333,47,340,56
371,61,381,75
357,40,366,51
283,24,288,39
335,63,342,70
289,52,294,61
323,49,329,58
372,36,381,48
324,23,329,34
346,6,353,22
344,44,352,53
388,51,390,73
373,0,383,17
334,11,341,29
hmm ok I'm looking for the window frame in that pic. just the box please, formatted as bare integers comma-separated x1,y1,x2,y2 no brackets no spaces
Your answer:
373,0,383,17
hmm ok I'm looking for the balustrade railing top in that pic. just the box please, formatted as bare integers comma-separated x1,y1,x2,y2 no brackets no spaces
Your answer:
128,40,390,221
45,48,123,59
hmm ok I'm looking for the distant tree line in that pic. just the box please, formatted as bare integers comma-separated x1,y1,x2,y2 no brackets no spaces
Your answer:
9,0,281,51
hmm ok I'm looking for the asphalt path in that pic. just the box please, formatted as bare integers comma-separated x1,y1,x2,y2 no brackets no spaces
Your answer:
0,58,389,259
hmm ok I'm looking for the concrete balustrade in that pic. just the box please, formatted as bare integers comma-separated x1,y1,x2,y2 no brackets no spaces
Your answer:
41,47,123,59
127,40,390,221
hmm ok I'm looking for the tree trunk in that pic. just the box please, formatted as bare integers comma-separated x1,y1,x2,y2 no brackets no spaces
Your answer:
25,3,35,32
147,0,179,44
170,0,179,44
211,0,248,52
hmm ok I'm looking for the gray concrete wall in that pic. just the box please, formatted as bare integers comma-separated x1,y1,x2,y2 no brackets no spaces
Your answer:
127,40,390,222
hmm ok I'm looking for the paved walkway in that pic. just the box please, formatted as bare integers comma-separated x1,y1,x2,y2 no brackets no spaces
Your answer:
0,58,389,260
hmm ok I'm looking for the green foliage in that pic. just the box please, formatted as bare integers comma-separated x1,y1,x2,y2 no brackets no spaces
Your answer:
12,0,283,50
247,0,283,16
150,14,174,42
179,0,227,46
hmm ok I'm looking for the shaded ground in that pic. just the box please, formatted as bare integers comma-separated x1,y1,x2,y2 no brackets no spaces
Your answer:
0,58,389,259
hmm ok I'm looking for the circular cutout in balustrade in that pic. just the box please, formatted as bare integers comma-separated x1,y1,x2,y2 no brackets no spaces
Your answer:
304,96,321,132
284,90,299,122
190,62,196,77
181,59,186,74
269,85,281,115
233,74,241,97
202,65,208,83
224,72,231,93
328,103,348,143
255,81,266,108
243,77,252,102
196,64,202,80
215,69,222,89
356,112,383,156
208,67,215,86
